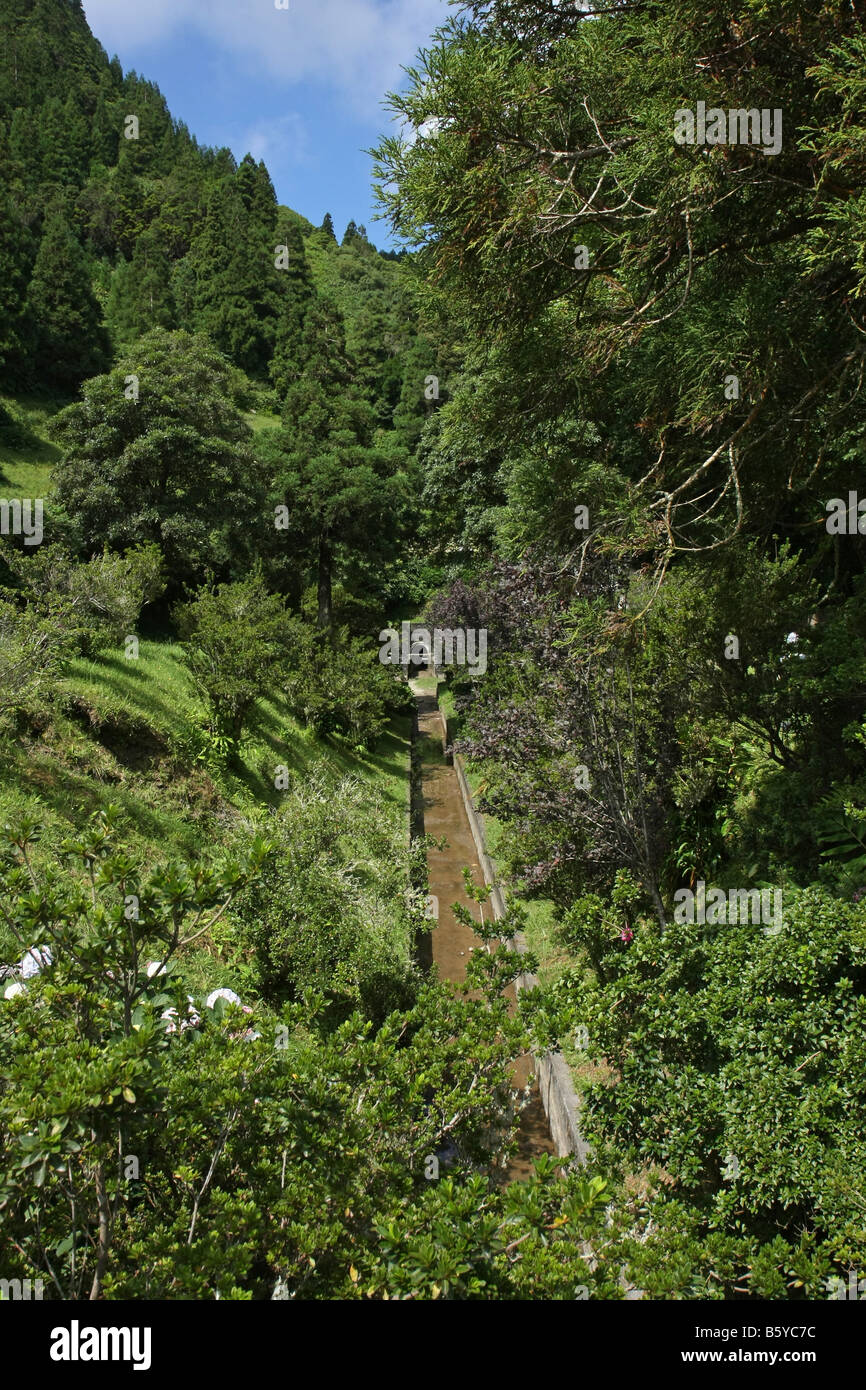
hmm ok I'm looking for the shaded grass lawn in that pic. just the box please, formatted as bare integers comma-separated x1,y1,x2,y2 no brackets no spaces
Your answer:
0,390,65,500
0,639,410,868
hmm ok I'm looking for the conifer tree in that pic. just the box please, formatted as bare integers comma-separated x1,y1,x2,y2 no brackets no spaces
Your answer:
187,175,280,374
91,88,121,167
25,209,110,389
40,94,90,188
106,228,175,345
0,189,34,377
264,301,408,629
236,152,277,237
8,107,42,187
270,223,315,399
110,157,145,258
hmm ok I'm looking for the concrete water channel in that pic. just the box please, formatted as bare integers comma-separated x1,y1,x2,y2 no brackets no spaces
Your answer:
409,667,557,1179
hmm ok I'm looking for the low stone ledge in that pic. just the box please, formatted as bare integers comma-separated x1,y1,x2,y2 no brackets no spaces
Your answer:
451,747,587,1163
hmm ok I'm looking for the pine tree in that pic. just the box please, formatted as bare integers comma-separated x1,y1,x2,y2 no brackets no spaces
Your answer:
170,256,197,332
282,298,354,426
119,72,174,176
268,301,406,629
270,223,315,399
40,95,90,188
91,88,121,167
320,211,337,241
236,153,277,237
110,157,145,258
187,176,280,374
106,228,175,345
0,188,35,378
25,209,110,389
8,107,42,187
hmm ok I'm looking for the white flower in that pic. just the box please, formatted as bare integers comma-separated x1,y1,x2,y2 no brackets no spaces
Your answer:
146,960,167,978
161,996,202,1034
20,946,52,979
206,988,242,1009
4,982,25,1000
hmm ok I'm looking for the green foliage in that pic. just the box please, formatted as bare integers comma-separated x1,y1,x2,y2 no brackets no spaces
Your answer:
51,329,264,589
269,223,315,399
3,540,165,657
0,806,270,1299
175,573,290,746
536,882,866,1296
0,188,34,379
186,174,281,376
106,230,176,345
0,806,627,1300
0,595,70,724
233,766,417,1021
262,304,412,628
281,622,412,749
25,209,110,390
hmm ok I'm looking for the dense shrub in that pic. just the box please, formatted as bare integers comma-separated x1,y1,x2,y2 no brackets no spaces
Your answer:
536,884,866,1297
282,624,412,750
175,573,290,745
232,767,417,1023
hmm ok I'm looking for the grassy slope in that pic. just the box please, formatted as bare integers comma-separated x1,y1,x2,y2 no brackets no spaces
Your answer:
0,390,411,996
0,638,411,999
0,390,408,847
0,390,66,500
1,638,409,861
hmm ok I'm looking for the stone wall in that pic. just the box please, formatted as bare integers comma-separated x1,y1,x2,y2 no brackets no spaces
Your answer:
450,746,588,1162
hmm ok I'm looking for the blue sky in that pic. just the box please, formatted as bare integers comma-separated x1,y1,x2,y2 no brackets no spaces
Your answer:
82,0,449,249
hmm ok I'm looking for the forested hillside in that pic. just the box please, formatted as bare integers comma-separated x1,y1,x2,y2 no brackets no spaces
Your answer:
0,0,865,1309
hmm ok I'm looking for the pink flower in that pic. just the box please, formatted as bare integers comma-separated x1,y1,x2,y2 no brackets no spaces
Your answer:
620,928,634,944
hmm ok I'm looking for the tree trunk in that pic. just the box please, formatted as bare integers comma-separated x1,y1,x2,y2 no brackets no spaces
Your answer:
89,1159,111,1300
646,877,668,933
317,533,332,633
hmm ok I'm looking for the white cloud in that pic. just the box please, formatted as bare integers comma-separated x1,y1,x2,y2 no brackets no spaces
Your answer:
236,112,311,167
83,0,445,117
401,115,443,148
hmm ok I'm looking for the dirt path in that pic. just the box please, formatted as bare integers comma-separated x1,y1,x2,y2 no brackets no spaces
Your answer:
411,673,556,1179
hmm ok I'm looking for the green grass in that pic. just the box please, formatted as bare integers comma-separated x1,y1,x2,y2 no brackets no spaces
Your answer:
437,680,566,986
243,409,281,434
0,637,410,870
0,637,411,1010
0,390,67,499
